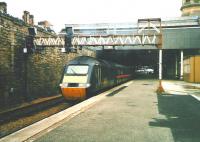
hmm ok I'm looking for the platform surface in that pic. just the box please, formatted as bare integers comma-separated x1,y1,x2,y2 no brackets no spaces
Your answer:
34,80,200,142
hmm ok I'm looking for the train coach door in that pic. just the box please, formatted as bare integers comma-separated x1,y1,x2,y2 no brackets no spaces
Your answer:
97,66,102,88
94,65,101,90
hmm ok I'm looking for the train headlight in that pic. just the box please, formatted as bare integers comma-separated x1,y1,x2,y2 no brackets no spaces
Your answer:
85,83,91,88
60,83,68,87
79,83,90,88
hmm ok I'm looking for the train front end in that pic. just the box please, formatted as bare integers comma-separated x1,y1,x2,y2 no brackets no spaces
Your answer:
60,65,91,101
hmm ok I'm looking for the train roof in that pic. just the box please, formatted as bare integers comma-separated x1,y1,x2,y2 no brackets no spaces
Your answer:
67,56,127,68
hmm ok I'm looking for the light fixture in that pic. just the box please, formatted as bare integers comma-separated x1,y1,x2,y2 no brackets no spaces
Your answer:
61,47,66,53
23,47,27,53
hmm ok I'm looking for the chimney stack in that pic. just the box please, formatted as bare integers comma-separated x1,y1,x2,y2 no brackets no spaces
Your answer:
0,2,7,14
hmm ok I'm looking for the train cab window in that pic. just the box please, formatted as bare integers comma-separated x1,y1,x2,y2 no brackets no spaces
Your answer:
65,65,89,75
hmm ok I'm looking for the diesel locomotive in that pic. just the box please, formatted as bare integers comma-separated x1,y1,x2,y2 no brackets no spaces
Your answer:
59,56,132,100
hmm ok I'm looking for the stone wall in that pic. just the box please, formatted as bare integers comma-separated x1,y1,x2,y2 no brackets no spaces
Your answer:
0,12,96,109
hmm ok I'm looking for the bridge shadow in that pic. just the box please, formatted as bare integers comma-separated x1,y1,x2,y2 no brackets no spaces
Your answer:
149,94,200,142
107,86,127,97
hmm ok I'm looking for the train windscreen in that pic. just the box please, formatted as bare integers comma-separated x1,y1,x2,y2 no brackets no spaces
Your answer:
66,65,89,75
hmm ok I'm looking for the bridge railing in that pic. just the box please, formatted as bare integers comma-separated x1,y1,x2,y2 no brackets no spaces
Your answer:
33,36,65,47
72,34,162,47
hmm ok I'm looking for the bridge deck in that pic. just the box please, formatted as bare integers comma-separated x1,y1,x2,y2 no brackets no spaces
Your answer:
34,16,200,50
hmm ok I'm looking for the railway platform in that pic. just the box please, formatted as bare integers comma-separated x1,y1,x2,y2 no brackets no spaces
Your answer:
1,80,200,142
34,80,200,142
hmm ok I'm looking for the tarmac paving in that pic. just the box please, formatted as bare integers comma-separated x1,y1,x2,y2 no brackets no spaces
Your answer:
34,80,200,142
162,80,200,96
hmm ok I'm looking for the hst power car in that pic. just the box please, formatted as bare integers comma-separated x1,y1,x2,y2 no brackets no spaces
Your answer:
60,56,132,100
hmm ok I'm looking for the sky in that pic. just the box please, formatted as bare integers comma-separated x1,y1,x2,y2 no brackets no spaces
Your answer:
3,0,182,33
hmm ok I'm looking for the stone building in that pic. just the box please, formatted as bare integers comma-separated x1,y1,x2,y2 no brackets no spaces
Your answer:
181,0,200,16
0,2,7,13
22,11,30,24
0,3,63,108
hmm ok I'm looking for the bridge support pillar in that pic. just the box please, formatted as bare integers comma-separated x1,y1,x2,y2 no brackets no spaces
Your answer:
157,49,164,94
159,50,162,80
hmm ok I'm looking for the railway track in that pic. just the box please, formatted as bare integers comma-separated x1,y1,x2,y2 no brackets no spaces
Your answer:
0,95,72,138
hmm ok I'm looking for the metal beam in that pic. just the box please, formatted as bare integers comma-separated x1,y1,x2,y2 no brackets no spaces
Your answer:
159,49,163,80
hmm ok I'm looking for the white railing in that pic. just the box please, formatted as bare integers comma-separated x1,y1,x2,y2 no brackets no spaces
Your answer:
72,34,161,46
33,37,65,46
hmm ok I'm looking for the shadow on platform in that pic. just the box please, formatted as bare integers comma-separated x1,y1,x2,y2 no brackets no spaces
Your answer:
107,86,127,97
149,94,200,142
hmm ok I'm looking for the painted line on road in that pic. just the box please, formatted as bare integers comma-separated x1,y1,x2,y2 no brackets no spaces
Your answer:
191,95,200,102
0,81,132,142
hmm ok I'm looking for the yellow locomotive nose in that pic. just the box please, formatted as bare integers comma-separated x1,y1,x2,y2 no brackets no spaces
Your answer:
61,87,86,100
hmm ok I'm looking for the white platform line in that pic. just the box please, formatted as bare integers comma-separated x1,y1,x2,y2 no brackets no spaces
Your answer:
190,95,200,101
